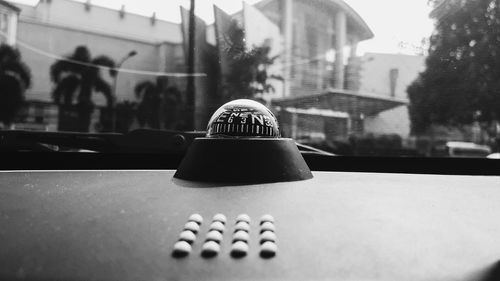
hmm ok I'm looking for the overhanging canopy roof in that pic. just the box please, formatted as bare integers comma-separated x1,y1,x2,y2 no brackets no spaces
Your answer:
283,107,350,119
329,0,374,40
255,0,374,41
272,89,408,117
0,0,21,13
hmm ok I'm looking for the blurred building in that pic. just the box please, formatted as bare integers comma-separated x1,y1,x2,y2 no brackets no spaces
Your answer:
7,0,421,139
0,0,19,45
275,52,425,141
14,0,184,102
253,0,414,142
254,0,373,97
10,0,186,131
359,53,426,138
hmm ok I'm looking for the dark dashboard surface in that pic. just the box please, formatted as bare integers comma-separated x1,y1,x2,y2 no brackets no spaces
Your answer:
1,170,499,280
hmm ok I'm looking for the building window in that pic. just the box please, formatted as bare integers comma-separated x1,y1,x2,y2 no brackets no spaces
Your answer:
300,14,319,89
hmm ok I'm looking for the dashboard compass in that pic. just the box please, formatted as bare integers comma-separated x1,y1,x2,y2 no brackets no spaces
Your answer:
174,99,313,184
206,99,280,138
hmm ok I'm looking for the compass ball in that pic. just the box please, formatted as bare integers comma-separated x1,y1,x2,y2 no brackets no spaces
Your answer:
206,99,280,138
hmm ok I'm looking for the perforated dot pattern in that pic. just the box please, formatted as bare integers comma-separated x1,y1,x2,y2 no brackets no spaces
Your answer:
171,213,277,259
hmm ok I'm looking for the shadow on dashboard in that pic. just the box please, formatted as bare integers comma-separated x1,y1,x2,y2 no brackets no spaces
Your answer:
171,177,254,188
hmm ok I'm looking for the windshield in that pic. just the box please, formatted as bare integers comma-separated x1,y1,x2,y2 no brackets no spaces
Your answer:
0,0,498,157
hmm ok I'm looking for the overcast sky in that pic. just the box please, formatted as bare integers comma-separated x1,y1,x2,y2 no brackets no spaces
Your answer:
10,0,435,55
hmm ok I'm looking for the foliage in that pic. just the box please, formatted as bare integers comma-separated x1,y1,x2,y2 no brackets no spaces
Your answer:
95,100,138,133
408,0,500,134
223,20,281,101
427,0,439,6
0,44,31,126
162,85,182,130
134,78,163,129
134,77,181,130
114,101,137,133
50,45,116,132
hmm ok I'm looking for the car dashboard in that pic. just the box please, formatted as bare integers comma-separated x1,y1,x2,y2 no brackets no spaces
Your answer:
1,102,500,281
1,168,500,281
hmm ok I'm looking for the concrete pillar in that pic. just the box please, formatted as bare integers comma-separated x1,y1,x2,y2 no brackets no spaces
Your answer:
346,114,352,137
345,38,360,91
282,0,293,97
157,43,168,72
334,10,346,89
350,39,358,58
7,13,17,45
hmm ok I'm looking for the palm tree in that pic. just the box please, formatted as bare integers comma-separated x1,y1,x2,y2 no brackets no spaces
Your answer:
134,76,168,129
97,100,137,133
0,44,31,128
162,85,182,130
114,100,137,133
50,45,116,132
134,76,182,130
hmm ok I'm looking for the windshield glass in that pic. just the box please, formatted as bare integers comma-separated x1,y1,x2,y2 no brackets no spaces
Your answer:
0,0,498,157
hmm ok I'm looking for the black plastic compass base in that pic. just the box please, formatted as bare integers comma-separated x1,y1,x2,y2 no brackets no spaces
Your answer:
173,138,313,184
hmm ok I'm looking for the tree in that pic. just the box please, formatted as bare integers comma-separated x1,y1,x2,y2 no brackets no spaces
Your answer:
223,20,281,101
0,44,31,127
134,76,182,130
134,77,165,129
408,0,500,135
162,85,182,130
50,45,116,132
114,101,137,133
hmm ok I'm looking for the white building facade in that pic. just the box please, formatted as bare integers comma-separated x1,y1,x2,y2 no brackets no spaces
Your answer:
359,53,426,138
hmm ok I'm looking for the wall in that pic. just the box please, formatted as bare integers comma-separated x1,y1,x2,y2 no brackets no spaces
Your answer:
17,0,182,44
364,105,410,138
256,0,364,98
358,53,425,99
289,0,334,95
17,20,170,105
0,3,18,45
357,53,425,138
13,0,185,106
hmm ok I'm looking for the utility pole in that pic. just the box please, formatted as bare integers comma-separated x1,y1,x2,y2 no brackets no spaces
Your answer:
186,0,196,130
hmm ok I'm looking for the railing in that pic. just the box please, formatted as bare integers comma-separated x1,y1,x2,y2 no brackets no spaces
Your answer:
13,100,103,132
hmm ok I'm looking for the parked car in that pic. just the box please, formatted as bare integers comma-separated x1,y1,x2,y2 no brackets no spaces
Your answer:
487,153,500,159
432,141,492,158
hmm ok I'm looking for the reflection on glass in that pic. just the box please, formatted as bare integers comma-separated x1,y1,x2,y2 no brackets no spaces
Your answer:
0,0,497,157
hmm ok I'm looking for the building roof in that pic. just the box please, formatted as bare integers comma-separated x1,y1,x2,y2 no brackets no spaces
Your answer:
13,0,182,44
283,107,350,119
255,0,374,41
272,88,408,117
327,0,374,40
1,0,21,13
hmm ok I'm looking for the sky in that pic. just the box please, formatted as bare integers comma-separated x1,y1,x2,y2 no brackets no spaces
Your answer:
10,0,436,56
